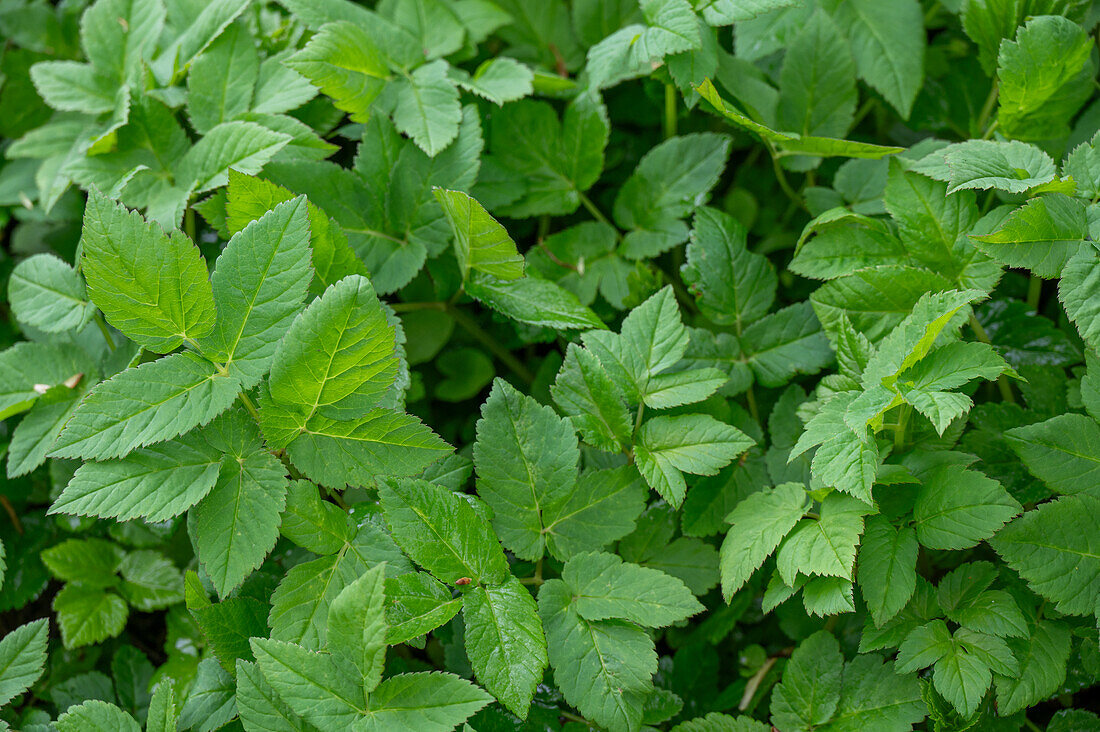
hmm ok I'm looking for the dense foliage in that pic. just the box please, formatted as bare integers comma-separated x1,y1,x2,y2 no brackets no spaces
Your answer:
1,0,1100,730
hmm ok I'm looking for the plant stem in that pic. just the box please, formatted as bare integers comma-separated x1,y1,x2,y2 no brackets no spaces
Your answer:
578,191,617,233
634,401,645,434
739,656,777,711
764,140,806,212
446,305,536,384
969,314,1016,404
184,207,196,242
238,391,262,423
389,301,447,313
977,81,999,135
893,404,910,452
94,313,115,351
0,496,23,535
745,385,760,423
1026,275,1042,310
663,83,678,139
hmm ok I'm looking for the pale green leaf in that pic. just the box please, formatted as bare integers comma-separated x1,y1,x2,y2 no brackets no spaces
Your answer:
53,585,128,649
776,492,868,584
551,344,633,452
328,564,387,693
186,22,259,134
285,21,389,124
391,60,462,157
176,121,291,194
635,414,754,506
357,672,493,731
720,482,808,600
55,700,140,732
7,254,92,333
971,194,1086,278
434,189,524,280
465,273,606,330
857,516,917,627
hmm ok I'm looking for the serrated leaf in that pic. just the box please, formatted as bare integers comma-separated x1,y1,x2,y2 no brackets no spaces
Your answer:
720,482,808,600
538,579,656,732
466,273,606,330
542,466,647,561
913,139,1056,195
994,620,1071,716
359,671,493,730
391,60,462,157
0,619,49,707
857,516,917,627
235,660,310,732
55,699,141,732
50,351,239,461
176,121,291,194
913,464,1021,550
551,344,633,452
280,479,350,555
285,21,390,123
463,575,547,718
379,477,508,585
80,189,215,353
682,206,776,330
146,679,180,732
564,551,703,628
970,194,1086,278
1004,413,1100,497
51,428,222,521
777,492,867,585
197,196,313,388
991,493,1100,616
385,572,462,645
250,638,364,727
8,254,93,333
186,22,258,134
635,414,754,506
473,379,578,560
328,564,387,693
435,189,524,280
53,585,128,649
771,630,842,730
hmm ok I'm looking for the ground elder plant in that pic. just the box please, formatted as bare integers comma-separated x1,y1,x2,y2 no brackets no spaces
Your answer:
1,0,1100,731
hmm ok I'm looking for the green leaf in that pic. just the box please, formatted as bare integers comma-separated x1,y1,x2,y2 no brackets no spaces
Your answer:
913,464,1021,550
465,273,606,330
148,0,250,85
53,585,128,649
996,15,1094,141
970,194,1086,278
947,589,1027,639
817,653,924,731
1059,242,1100,353
50,351,240,461
146,680,180,732
185,22,259,134
359,672,493,730
857,516,917,627
994,620,1072,716
280,409,451,487
178,656,237,731
682,206,776,330
176,120,291,194
563,551,703,627
463,575,547,718
80,189,216,353
250,638,364,728
742,302,833,387
235,660,309,732
0,619,48,707
0,343,86,420
192,414,288,598
7,254,92,333
285,21,390,123
636,414,753,506
771,630,843,731
280,479,350,555
538,579,657,732
30,61,118,114
614,134,731,258
80,0,165,83
776,10,856,141
1005,413,1100,497
41,538,124,588
55,700,141,732
483,94,609,218
51,428,222,521
186,583,268,675
473,379,578,560
379,477,508,585
913,139,1057,195
118,550,184,611
267,275,398,424
385,572,462,645
197,196,312,388
434,189,524,280
328,564,387,692
451,57,534,105
824,0,924,118
391,60,462,157
776,492,868,585
542,466,647,561
586,0,700,89
719,482,808,600
991,493,1100,616
551,344,633,452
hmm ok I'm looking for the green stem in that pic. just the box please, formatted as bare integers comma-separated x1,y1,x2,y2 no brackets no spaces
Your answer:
969,314,1016,404
745,385,760,423
238,391,262,423
184,207,196,242
1026,275,1042,311
634,401,645,435
446,305,535,384
765,140,806,212
893,404,910,452
1023,718,1042,732
578,191,618,233
663,83,678,139
94,313,116,352
976,81,998,135
981,119,1000,140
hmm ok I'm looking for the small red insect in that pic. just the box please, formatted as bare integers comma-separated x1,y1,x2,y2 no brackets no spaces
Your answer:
455,577,471,586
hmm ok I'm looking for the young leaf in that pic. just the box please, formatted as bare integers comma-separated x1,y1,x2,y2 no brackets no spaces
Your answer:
285,21,390,123
551,344,633,451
